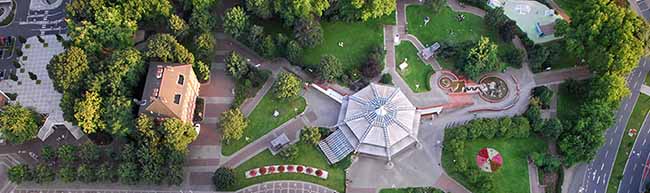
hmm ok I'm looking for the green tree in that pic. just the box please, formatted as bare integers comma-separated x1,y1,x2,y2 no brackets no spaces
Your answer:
8,164,31,184
145,33,195,64
339,0,395,21
74,90,104,134
160,118,198,152
319,55,343,81
194,32,216,60
137,146,163,184
77,164,96,183
220,108,248,142
189,8,215,33
274,72,302,100
526,104,543,133
41,146,56,163
463,37,503,80
57,144,78,166
102,95,135,136
301,127,321,145
47,47,89,93
498,117,513,138
225,51,249,80
261,35,277,58
272,0,330,25
194,60,211,82
533,86,553,107
542,118,563,140
97,163,115,182
59,166,77,183
224,6,249,39
213,167,236,190
512,116,531,138
0,104,41,144
279,144,299,161
118,162,139,185
169,14,189,37
136,114,160,148
293,19,323,48
79,142,101,164
34,163,55,183
246,0,273,19
285,40,303,63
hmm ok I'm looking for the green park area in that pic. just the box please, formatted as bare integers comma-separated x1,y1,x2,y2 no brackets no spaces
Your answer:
395,41,435,93
406,5,487,45
557,82,580,120
607,94,650,193
380,187,443,193
221,92,307,156
231,142,348,192
645,74,650,86
443,137,547,193
301,15,394,71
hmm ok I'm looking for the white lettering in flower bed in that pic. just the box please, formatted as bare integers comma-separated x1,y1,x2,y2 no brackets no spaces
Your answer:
245,165,328,179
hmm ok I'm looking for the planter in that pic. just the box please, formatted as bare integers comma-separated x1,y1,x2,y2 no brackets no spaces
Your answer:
245,165,328,179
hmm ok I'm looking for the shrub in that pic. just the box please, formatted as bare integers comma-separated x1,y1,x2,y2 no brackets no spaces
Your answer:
301,127,321,145
79,142,101,164
34,163,55,183
56,34,64,42
15,48,22,57
40,145,56,163
57,144,77,165
12,60,20,68
96,163,115,182
37,36,44,43
77,164,96,183
28,72,37,80
279,145,299,161
533,86,553,108
379,73,393,84
8,164,31,184
213,167,236,190
18,36,26,43
58,166,77,183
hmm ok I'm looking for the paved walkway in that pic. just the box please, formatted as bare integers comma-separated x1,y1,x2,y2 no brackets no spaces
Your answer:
447,0,486,17
529,160,545,193
533,66,591,86
12,181,337,193
641,84,650,96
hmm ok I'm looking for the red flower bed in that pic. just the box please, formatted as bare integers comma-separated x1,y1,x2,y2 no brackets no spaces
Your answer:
297,166,304,172
288,165,294,171
278,166,285,172
259,167,267,174
249,170,257,176
306,168,314,174
315,170,323,176
269,166,276,173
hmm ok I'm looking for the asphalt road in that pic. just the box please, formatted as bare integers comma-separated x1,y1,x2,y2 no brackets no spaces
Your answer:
566,58,649,193
619,110,650,193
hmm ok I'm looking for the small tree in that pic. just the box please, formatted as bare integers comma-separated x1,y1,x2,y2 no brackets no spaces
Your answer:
0,104,41,144
220,108,248,142
301,127,321,145
96,163,115,182
361,46,384,79
285,40,303,63
279,145,299,161
225,51,249,80
77,164,96,183
213,167,236,190
8,164,31,184
533,86,554,108
57,144,78,166
59,166,77,183
223,6,249,39
40,145,56,163
79,142,101,164
168,14,189,37
160,118,198,152
34,163,55,183
293,18,323,48
118,162,139,185
463,37,502,80
319,55,343,81
274,72,302,100
542,118,564,140
379,74,393,84
261,35,277,58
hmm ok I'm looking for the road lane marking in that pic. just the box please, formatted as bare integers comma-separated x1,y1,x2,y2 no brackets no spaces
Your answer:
635,164,638,171
644,139,647,146
611,138,614,145
605,151,609,158
597,176,601,184
601,163,605,170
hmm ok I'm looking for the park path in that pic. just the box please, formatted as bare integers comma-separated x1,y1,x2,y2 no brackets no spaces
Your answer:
545,0,572,22
533,66,591,86
529,160,545,193
447,0,486,17
433,173,472,193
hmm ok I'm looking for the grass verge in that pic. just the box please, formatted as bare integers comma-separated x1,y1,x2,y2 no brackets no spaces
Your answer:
442,137,547,193
406,5,487,46
221,92,307,156
557,82,580,120
300,14,394,72
395,41,434,93
231,142,347,192
606,94,650,193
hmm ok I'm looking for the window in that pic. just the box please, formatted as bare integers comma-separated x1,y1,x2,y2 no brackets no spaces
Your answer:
177,75,184,85
174,94,181,104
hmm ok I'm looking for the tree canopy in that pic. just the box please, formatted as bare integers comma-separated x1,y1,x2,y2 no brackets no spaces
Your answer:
160,118,198,152
220,108,248,142
274,72,302,100
0,104,41,144
47,47,90,93
463,37,503,80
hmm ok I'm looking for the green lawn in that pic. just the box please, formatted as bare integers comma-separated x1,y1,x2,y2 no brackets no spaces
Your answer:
301,14,395,72
557,82,581,121
645,74,650,86
554,0,580,18
395,41,435,93
607,94,650,193
221,92,307,156
231,142,347,192
380,187,443,193
443,137,547,193
406,5,487,46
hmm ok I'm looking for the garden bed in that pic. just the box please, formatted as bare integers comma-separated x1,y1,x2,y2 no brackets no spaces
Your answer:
395,41,434,93
231,142,346,192
221,92,307,156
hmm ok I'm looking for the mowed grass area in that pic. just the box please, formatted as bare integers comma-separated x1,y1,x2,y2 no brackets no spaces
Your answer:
443,137,547,193
645,73,650,86
395,41,435,93
406,5,488,46
554,0,580,18
301,14,395,71
221,92,307,156
231,142,346,192
607,94,650,193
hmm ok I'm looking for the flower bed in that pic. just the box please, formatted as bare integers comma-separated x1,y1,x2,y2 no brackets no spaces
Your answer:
245,165,328,179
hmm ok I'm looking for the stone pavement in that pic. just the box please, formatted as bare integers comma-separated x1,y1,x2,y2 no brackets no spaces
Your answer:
11,181,337,193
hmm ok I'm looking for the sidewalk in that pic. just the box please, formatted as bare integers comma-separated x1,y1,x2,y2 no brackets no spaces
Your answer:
529,160,545,193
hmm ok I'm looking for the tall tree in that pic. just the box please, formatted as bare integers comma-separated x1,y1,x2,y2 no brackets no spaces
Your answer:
145,34,195,64
339,0,396,21
169,14,189,37
0,104,41,144
274,72,302,100
220,108,248,142
293,19,323,48
224,6,249,39
74,90,105,134
160,118,198,152
246,0,273,19
463,37,503,80
47,47,90,93
319,55,343,81
225,51,249,80
272,0,330,25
